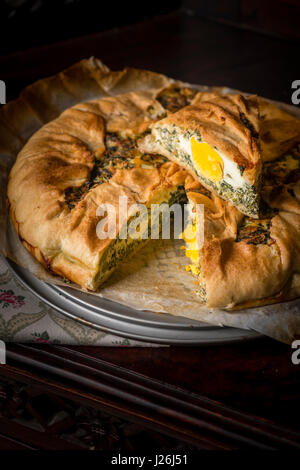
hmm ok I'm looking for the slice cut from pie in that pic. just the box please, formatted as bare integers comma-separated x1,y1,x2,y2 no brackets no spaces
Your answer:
139,92,262,218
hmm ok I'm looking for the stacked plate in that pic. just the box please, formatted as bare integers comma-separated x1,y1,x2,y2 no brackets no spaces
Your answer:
6,258,261,345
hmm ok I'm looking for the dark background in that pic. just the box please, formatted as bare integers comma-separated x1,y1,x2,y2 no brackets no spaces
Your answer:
0,0,181,55
0,1,299,104
1,0,300,56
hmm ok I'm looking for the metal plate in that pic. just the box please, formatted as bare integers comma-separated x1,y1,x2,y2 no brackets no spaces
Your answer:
5,258,261,345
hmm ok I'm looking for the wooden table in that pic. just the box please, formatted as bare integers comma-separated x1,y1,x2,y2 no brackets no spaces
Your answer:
0,10,299,451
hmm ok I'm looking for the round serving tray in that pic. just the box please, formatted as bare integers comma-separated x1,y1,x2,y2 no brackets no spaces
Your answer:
5,258,261,345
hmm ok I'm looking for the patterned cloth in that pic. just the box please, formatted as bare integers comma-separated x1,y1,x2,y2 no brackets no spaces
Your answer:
0,256,155,346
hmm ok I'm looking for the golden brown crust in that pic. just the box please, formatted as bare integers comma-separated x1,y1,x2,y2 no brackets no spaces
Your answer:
186,172,300,308
148,92,262,186
258,97,300,162
7,88,187,290
1,57,174,144
97,67,173,97
200,216,296,308
20,57,111,123
187,188,244,238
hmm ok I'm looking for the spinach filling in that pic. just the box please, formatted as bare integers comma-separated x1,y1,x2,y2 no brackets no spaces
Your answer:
98,236,147,282
63,128,189,286
239,112,258,138
263,145,300,187
234,145,300,247
197,283,207,302
157,85,198,113
65,84,201,210
64,132,169,209
219,181,260,217
96,186,187,283
236,219,273,246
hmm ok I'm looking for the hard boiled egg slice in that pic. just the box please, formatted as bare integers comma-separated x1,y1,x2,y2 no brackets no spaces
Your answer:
190,137,224,183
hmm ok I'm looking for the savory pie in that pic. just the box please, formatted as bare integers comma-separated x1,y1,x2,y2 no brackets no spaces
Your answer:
6,62,300,310
139,92,262,217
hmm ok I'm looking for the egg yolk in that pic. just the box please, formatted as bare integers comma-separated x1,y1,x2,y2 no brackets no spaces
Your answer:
181,223,199,265
190,137,224,183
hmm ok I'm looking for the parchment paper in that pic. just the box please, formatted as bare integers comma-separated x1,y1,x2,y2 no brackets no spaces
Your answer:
1,57,299,344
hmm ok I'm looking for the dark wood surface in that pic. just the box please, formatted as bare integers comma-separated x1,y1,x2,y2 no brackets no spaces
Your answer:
1,340,300,450
0,11,300,450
